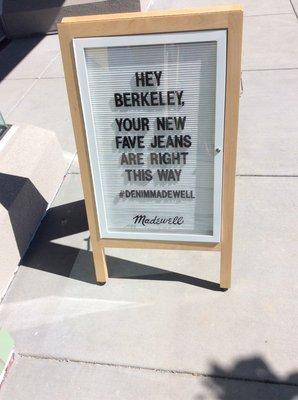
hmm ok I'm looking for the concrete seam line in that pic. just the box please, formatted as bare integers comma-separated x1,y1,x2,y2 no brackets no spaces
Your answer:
6,52,60,117
244,12,296,18
289,0,298,19
242,67,298,72
18,353,298,387
39,52,60,79
5,52,59,116
6,79,39,117
4,77,65,81
236,174,298,178
245,12,294,17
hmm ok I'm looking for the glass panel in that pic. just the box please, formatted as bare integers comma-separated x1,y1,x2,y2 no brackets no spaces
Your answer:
84,41,218,236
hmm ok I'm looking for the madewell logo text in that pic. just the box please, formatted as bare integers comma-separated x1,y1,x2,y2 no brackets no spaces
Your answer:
133,215,184,226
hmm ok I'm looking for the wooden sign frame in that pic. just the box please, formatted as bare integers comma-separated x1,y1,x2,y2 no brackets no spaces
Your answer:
58,6,243,289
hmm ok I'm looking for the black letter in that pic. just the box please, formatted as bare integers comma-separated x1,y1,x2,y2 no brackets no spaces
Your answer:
114,93,123,107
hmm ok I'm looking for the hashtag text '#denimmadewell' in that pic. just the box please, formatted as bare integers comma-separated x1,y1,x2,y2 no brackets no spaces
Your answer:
121,189,195,199
133,215,184,226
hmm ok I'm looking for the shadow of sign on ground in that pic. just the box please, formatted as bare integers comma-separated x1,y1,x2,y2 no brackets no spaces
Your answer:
0,1,140,81
1,0,140,39
0,36,44,81
21,199,222,291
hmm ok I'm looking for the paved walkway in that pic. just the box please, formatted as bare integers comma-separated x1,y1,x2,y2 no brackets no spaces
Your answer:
0,1,298,399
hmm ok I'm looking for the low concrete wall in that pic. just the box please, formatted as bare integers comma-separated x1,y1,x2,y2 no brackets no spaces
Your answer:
0,125,67,298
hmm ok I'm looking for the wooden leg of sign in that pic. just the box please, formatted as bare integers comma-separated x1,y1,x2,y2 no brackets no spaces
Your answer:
93,245,108,284
220,242,232,289
219,9,242,289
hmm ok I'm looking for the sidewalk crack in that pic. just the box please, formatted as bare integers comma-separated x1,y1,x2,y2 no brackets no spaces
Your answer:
18,353,298,387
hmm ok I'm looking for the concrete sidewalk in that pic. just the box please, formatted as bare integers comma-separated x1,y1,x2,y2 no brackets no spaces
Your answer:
0,2,298,399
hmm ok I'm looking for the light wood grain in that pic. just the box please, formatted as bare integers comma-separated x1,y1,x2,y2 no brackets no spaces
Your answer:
220,11,243,289
98,239,221,251
58,6,243,287
58,24,108,282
